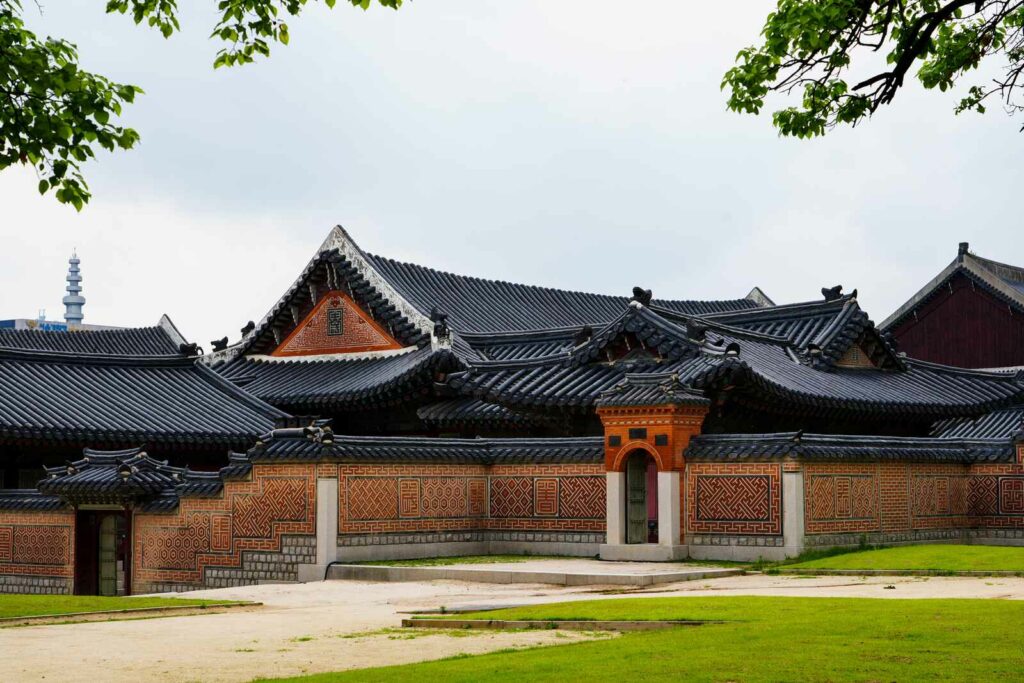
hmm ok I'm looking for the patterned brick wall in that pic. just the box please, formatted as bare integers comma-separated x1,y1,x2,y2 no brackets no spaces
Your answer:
0,510,74,594
804,463,976,536
133,464,316,592
339,464,605,539
969,463,1024,529
686,463,782,535
273,290,403,356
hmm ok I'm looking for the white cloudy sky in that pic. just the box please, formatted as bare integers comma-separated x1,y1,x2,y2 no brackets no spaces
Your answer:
1,2,1020,345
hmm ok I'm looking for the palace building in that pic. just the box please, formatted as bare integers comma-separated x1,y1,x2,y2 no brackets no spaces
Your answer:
882,242,1024,369
2,227,1024,595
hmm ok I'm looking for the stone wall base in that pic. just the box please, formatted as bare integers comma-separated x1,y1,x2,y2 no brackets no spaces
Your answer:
804,529,967,549
687,534,789,562
335,531,603,563
138,535,316,594
0,574,71,595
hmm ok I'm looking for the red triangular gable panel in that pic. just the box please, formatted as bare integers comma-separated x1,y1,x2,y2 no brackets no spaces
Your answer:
272,291,403,357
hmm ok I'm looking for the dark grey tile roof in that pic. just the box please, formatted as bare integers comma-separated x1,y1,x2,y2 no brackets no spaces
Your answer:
933,406,1024,439
417,399,551,428
597,373,710,407
250,426,602,464
37,447,224,506
687,432,1015,463
447,302,1024,418
365,252,761,334
0,490,65,511
0,346,285,447
219,347,461,410
0,325,181,356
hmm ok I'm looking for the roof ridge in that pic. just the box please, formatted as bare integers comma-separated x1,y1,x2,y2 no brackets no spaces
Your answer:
366,251,758,309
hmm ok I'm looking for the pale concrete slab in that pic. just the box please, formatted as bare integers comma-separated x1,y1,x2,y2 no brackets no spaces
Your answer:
327,558,742,586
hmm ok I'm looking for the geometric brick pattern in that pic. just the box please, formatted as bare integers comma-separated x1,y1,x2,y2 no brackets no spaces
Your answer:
273,291,402,357
686,463,781,535
421,478,468,518
347,478,399,521
970,476,999,516
11,525,71,566
809,475,877,522
141,513,213,571
912,475,969,517
468,478,487,517
0,527,10,563
559,477,604,519
233,478,308,537
399,479,420,518
534,479,558,516
696,476,771,521
0,511,75,581
337,464,605,536
134,465,315,590
1000,478,1024,514
489,478,533,518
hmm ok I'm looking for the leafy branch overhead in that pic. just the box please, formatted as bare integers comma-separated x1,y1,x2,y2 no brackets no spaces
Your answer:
1,1,401,210
723,0,1024,136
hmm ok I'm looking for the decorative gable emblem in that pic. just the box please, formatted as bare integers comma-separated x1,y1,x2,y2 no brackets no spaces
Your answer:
327,307,344,337
272,291,403,357
835,345,877,369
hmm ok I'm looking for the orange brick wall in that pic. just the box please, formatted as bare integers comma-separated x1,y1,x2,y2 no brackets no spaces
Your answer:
804,462,982,536
0,510,75,591
339,463,606,536
133,464,316,591
686,463,782,536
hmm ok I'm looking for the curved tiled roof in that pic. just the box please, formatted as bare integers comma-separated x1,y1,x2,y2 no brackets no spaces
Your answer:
447,303,1024,418
933,406,1024,439
219,347,462,410
38,447,223,505
686,432,1015,463
250,427,602,464
0,324,181,356
0,346,285,447
365,252,762,334
416,399,550,428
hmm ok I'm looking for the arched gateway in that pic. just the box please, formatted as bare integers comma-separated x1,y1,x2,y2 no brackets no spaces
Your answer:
596,380,709,562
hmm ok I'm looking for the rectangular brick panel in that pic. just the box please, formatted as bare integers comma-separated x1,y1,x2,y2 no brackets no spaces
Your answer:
421,478,468,518
490,477,533,518
686,463,781,535
399,479,420,518
534,479,559,517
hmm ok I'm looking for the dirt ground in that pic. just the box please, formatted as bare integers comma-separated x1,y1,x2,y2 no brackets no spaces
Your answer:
6,564,1024,683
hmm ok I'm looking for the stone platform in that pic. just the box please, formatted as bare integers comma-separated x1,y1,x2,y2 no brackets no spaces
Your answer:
325,558,743,587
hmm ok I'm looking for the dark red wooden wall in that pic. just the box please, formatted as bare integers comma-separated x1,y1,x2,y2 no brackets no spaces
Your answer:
889,273,1024,368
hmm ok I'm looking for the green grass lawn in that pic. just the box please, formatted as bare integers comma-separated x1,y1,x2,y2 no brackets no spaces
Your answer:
0,594,236,619
268,596,1024,682
352,554,564,567
785,544,1024,572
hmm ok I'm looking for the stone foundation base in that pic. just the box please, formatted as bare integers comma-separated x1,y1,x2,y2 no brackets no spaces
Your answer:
599,544,688,562
334,531,602,564
0,574,71,595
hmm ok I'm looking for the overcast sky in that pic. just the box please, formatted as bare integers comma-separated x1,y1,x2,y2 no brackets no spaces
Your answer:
2,2,1019,345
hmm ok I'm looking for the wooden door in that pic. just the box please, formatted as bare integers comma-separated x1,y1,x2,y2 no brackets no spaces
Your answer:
626,454,648,544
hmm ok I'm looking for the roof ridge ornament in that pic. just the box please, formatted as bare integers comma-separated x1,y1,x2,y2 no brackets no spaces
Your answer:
630,287,653,306
822,285,843,302
959,241,970,261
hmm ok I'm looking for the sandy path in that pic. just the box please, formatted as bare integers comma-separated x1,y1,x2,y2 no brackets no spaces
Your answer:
6,568,1024,682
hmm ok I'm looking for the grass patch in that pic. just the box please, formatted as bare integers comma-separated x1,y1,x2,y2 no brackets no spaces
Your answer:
0,594,236,620
786,544,1024,572
267,596,1024,682
352,555,563,567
